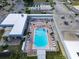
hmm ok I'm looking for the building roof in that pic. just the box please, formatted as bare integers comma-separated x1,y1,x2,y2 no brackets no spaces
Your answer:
0,14,27,36
64,41,79,59
73,6,79,10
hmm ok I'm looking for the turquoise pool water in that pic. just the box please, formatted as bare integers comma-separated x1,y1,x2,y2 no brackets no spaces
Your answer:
34,28,48,47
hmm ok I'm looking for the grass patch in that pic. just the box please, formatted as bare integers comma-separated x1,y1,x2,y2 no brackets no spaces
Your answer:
72,1,79,6
0,45,65,59
0,41,36,59
46,41,65,59
46,52,65,59
8,45,19,52
0,57,11,59
0,45,19,59
27,56,37,59
0,29,4,40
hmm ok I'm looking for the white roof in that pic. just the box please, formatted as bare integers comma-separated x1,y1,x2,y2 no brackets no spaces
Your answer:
40,5,52,10
73,6,79,10
64,41,79,59
0,14,27,36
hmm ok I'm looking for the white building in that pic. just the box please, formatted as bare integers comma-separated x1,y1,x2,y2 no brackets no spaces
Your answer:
0,14,27,41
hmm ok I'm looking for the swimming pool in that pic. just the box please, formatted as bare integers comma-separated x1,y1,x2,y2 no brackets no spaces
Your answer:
34,28,48,47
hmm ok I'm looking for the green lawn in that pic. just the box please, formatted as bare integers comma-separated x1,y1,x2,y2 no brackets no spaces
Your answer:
70,0,79,6
0,45,19,59
27,56,37,59
0,29,4,40
46,52,65,59
72,2,79,6
0,44,65,59
0,42,36,59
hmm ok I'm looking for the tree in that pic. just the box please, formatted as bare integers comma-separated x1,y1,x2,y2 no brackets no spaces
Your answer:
23,0,33,5
53,2,56,5
46,0,49,2
1,43,8,50
75,13,79,16
25,7,30,14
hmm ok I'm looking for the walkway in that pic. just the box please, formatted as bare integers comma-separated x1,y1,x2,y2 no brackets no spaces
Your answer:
37,50,46,59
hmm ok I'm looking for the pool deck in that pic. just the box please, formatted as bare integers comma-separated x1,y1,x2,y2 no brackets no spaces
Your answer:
26,21,58,56
31,22,58,50
30,22,49,50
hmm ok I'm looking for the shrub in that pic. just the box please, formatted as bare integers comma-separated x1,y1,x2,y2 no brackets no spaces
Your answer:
25,8,30,14
1,44,9,50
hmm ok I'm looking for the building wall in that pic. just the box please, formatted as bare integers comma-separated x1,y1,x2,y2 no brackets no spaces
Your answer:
53,26,68,59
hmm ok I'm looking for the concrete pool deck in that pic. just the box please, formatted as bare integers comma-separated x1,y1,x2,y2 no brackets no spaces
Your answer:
30,22,58,50
26,21,58,56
